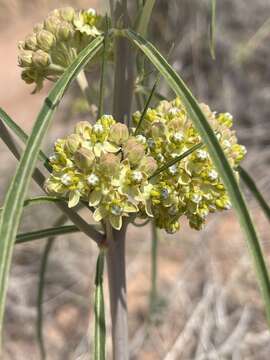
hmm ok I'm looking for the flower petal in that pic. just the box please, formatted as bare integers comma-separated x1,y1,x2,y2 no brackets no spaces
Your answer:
109,214,122,230
89,189,102,206
68,190,80,208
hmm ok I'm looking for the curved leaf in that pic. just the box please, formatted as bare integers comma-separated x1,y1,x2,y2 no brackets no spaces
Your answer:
124,29,270,326
0,35,103,346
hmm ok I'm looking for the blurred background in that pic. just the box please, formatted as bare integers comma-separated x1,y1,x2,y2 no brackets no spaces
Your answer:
0,0,270,359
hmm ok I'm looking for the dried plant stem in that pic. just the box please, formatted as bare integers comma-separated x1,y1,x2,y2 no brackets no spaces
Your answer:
106,222,129,360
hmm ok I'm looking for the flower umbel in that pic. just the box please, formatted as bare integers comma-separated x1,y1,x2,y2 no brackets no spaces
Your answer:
45,98,246,232
18,7,105,92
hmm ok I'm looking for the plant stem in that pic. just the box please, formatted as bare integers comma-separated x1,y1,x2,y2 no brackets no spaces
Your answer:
149,221,159,316
106,221,129,360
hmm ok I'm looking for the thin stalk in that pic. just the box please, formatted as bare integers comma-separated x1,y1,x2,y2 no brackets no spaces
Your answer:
106,221,129,360
37,214,67,360
149,221,159,316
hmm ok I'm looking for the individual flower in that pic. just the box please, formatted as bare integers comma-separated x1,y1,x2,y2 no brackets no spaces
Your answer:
18,7,106,92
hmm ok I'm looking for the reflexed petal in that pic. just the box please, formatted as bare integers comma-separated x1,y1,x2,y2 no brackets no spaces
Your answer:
68,190,80,208
93,207,105,222
145,200,153,217
109,214,122,230
89,189,102,206
123,202,138,213
93,142,103,157
103,141,120,153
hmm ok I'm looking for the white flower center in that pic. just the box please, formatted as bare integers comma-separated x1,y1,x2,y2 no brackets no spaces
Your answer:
157,153,164,162
147,138,155,148
169,164,177,175
132,171,143,182
161,188,170,199
87,173,99,186
225,112,233,120
223,139,231,148
169,107,179,116
196,150,208,160
93,124,104,134
136,134,146,144
208,170,218,181
111,205,122,216
192,193,202,203
173,132,184,142
49,154,58,162
61,174,72,186
87,8,96,16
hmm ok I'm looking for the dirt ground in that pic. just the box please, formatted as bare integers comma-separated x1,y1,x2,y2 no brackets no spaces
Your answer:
1,1,270,359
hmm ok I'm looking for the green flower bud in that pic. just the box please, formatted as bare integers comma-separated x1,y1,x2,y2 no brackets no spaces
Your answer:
18,50,33,67
99,153,120,176
151,122,166,139
65,134,81,154
32,50,50,68
74,121,92,139
108,123,129,145
123,138,145,166
24,33,37,50
56,21,74,40
44,15,61,34
59,7,75,22
139,156,158,176
37,30,56,51
74,147,95,170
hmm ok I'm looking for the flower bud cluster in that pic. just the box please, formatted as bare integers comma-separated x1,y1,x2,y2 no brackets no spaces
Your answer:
132,98,246,233
45,116,158,230
18,7,104,91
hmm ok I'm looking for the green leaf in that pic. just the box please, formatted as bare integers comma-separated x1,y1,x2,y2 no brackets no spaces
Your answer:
94,250,106,360
238,166,270,221
0,196,62,213
124,29,270,327
16,225,80,244
36,214,67,360
209,0,216,60
136,0,156,37
0,35,103,346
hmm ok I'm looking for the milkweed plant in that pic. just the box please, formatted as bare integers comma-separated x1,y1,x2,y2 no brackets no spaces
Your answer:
0,1,270,359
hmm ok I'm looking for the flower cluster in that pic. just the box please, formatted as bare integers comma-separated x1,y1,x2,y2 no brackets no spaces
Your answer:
45,116,158,230
132,98,246,232
45,98,246,233
18,7,104,91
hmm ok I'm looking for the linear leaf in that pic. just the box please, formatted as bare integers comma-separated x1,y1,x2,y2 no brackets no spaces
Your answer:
16,225,80,244
238,166,270,221
124,29,270,326
0,196,62,213
136,0,156,37
94,250,106,360
0,35,103,346
209,0,216,60
37,214,67,360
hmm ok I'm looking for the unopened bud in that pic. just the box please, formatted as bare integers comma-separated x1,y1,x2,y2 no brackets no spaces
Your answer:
37,30,56,51
123,138,145,166
99,153,120,176
139,156,158,176
56,21,74,40
59,7,75,22
24,33,38,50
74,121,92,138
151,122,165,139
32,50,50,68
74,147,95,170
108,123,129,145
44,15,61,34
18,50,33,67
65,134,81,154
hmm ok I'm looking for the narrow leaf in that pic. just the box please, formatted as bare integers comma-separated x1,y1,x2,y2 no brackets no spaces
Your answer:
0,35,103,345
16,225,80,244
124,29,270,326
94,250,106,360
0,108,48,164
238,166,270,221
0,196,62,213
136,0,156,37
209,0,216,60
37,214,67,360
